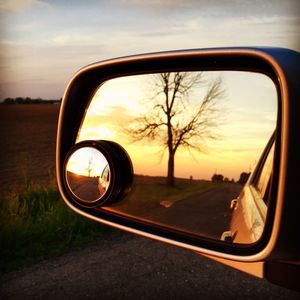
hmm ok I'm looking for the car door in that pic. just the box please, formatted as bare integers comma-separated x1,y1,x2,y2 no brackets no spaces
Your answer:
229,135,275,244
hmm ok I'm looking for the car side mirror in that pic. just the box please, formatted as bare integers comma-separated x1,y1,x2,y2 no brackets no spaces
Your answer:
57,47,300,290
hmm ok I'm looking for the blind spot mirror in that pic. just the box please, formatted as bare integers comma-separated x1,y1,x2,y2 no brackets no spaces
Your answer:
64,140,133,207
66,147,110,203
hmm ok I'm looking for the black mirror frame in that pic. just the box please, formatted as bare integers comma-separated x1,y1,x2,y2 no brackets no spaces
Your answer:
63,140,133,208
56,47,300,261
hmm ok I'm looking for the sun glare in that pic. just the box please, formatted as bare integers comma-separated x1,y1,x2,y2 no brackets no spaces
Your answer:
78,124,116,141
67,147,108,177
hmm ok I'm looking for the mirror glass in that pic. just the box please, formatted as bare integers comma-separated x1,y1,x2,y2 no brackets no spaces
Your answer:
77,71,277,244
65,147,110,202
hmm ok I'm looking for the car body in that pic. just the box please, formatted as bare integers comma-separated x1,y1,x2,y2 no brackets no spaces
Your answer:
227,134,275,244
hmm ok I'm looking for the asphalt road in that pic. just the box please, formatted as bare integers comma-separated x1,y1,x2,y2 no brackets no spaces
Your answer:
143,183,242,240
1,234,299,300
67,171,101,201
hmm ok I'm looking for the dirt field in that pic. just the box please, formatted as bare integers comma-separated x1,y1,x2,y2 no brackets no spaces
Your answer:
0,104,60,194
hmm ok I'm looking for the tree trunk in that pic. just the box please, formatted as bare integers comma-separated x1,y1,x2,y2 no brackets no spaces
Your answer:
167,151,175,186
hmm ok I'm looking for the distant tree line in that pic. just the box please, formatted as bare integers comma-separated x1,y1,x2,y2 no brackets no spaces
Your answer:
2,97,61,105
211,171,250,184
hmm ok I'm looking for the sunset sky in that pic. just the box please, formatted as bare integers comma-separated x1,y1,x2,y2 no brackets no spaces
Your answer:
67,146,109,177
0,0,299,100
78,71,276,180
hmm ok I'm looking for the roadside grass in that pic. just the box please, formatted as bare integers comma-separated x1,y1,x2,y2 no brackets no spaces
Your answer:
0,187,120,272
0,176,219,271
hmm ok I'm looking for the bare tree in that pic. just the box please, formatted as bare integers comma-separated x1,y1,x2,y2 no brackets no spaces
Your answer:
128,72,224,186
86,156,94,177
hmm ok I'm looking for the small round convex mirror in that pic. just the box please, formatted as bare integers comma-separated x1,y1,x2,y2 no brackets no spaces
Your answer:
65,146,110,203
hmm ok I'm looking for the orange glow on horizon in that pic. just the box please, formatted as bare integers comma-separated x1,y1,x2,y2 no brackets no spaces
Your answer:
77,71,277,181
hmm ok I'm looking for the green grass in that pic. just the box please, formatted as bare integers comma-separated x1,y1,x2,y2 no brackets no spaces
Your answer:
0,187,119,272
0,176,219,271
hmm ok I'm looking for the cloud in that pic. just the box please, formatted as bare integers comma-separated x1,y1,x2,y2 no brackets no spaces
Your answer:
0,0,51,14
112,0,300,17
1,0,299,101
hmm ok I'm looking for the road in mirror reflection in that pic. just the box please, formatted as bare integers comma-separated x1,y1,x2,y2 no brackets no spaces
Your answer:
66,147,110,202
77,71,277,243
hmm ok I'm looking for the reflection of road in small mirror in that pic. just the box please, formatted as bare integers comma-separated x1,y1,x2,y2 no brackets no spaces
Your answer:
66,147,110,202
66,171,101,201
78,71,277,243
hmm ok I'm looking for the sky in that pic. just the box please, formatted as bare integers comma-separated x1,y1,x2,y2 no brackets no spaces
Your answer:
77,71,277,181
0,0,299,100
66,146,109,177
0,0,297,181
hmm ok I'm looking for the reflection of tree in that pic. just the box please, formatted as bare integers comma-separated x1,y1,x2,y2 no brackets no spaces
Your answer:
212,174,224,182
128,72,224,186
86,156,95,177
238,172,251,184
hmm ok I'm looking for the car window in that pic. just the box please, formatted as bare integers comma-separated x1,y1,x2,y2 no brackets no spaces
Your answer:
255,143,275,203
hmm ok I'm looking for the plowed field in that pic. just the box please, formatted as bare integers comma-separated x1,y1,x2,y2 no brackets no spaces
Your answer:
0,104,60,194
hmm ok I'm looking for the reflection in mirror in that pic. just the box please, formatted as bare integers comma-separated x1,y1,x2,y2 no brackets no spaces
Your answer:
77,71,277,244
66,147,110,202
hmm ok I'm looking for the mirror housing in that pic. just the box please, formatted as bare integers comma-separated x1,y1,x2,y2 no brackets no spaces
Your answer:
64,140,133,207
56,47,300,287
